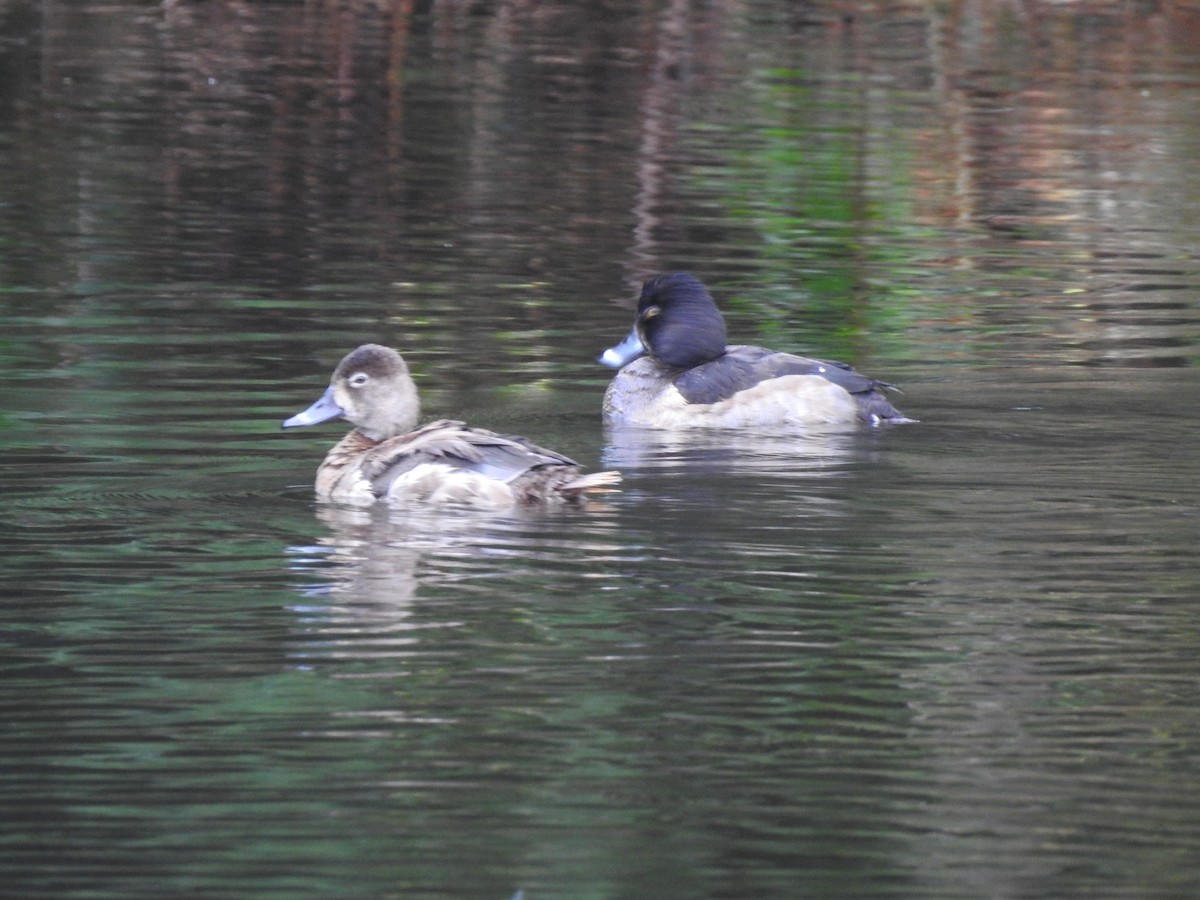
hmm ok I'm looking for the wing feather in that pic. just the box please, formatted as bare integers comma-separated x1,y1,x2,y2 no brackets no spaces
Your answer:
673,346,896,405
361,419,581,498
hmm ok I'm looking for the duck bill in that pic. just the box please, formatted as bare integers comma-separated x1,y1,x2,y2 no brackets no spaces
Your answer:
282,386,345,429
598,327,646,369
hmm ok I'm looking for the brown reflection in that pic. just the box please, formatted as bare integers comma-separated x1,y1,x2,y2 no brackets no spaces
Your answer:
926,1,1200,234
5,0,1200,371
627,0,690,289
882,1,1200,367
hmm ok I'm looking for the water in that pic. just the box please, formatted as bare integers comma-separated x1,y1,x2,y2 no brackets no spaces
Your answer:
3,2,1200,897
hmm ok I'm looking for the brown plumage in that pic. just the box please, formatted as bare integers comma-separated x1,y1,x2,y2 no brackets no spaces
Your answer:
283,344,620,508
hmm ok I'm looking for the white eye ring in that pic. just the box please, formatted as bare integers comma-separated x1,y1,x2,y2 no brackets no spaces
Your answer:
349,372,369,387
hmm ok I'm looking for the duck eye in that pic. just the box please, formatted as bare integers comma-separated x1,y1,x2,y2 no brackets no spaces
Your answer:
641,305,661,320
348,372,370,388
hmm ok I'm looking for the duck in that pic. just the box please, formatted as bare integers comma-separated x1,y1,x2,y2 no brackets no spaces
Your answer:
599,273,911,429
283,344,620,508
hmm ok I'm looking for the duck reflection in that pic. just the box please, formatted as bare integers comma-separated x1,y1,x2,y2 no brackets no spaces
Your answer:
285,500,624,664
602,421,873,478
285,506,445,662
599,422,902,540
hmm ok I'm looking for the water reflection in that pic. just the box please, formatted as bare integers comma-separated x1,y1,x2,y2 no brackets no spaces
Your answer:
603,421,875,476
287,505,429,648
4,1,1199,371
274,459,935,899
3,0,1200,897
286,500,627,666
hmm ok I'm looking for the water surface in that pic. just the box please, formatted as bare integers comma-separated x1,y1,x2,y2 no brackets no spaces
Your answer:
2,2,1200,898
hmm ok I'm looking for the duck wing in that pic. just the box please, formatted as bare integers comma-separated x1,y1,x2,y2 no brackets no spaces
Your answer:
361,419,580,497
673,346,895,405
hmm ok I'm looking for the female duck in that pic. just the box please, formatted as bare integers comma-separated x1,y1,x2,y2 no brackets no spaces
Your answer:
284,344,619,508
599,273,910,429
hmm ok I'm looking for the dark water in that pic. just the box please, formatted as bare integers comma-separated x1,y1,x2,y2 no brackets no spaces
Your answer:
3,2,1200,897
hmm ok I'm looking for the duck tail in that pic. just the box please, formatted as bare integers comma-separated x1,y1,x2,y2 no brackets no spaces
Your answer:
559,470,622,496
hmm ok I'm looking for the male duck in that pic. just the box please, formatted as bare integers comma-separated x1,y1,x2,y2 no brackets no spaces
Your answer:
284,344,620,508
599,273,911,429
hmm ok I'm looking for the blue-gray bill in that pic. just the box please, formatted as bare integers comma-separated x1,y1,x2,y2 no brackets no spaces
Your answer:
282,386,345,429
598,326,646,368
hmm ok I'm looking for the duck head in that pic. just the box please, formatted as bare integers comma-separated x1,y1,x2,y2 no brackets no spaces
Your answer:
283,344,420,442
599,273,728,369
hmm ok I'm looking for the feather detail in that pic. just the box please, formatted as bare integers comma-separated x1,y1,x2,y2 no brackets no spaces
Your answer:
286,347,620,508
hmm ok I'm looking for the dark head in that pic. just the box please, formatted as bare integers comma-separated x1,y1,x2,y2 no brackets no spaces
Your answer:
599,273,728,370
636,273,728,368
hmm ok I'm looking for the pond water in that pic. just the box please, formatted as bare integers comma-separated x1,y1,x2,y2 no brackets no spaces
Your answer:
2,2,1200,897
